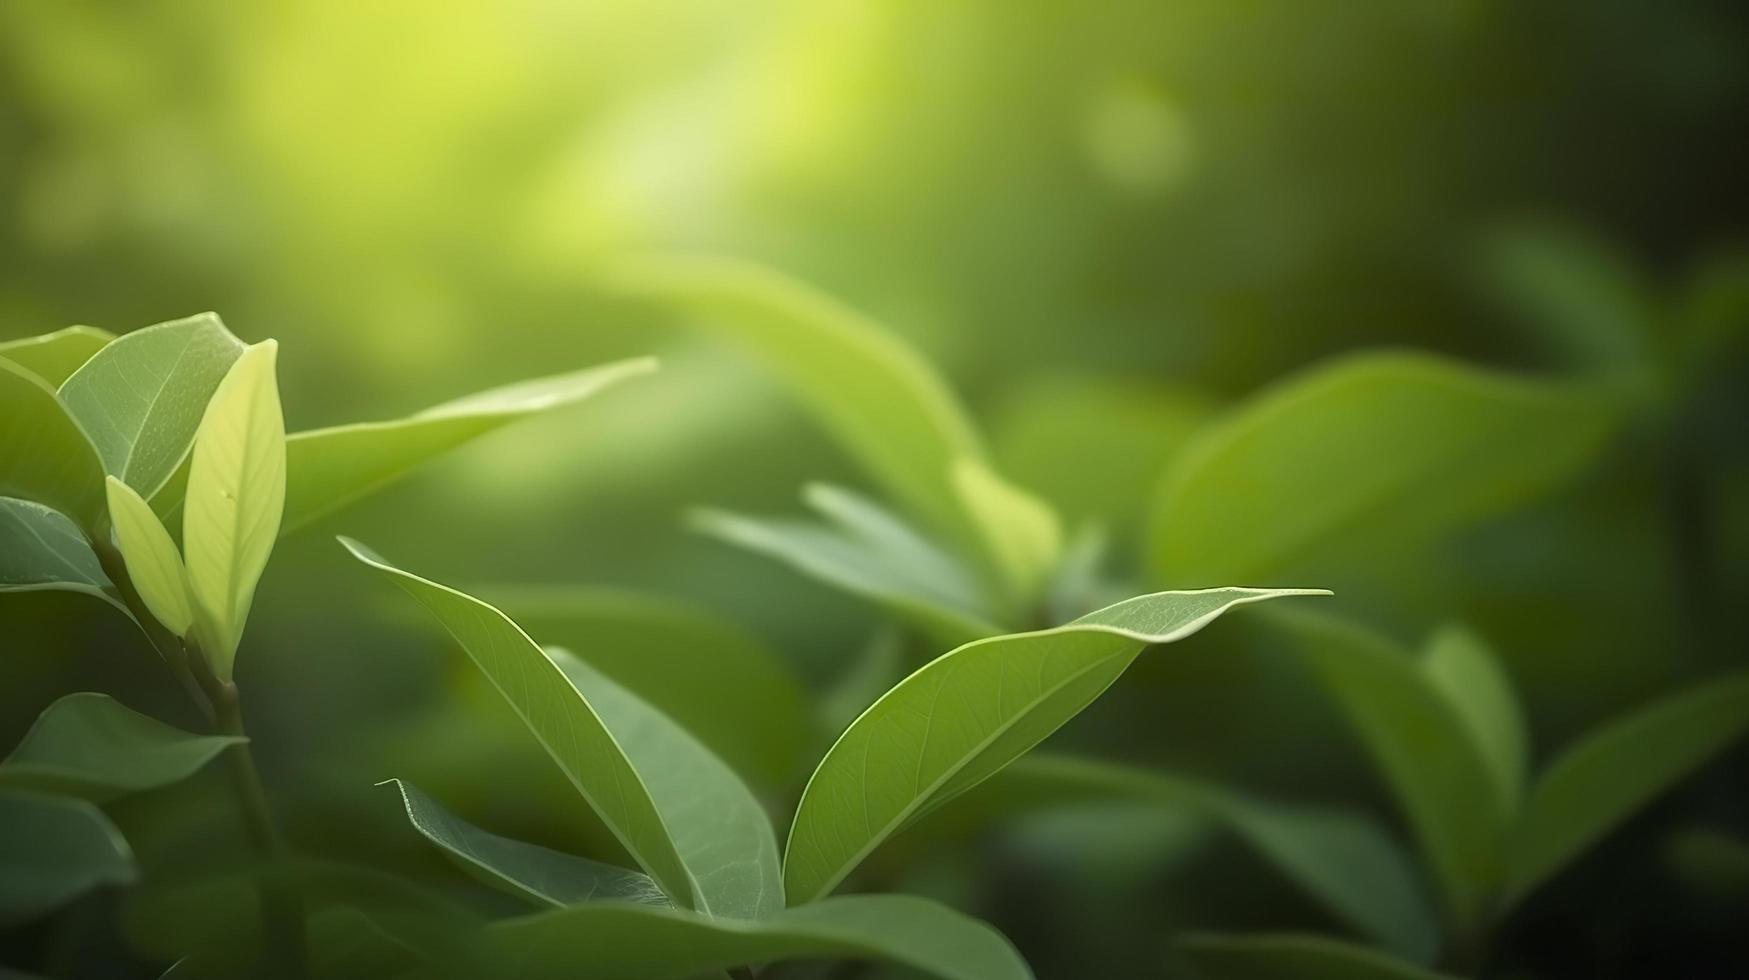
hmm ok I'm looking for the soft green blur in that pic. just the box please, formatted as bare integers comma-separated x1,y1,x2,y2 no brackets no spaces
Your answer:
3,1,1746,977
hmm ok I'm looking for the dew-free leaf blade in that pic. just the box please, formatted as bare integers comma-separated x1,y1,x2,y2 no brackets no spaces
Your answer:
0,497,128,615
0,359,107,532
0,326,114,386
470,894,1031,980
106,476,194,636
1505,670,1749,907
950,458,1063,606
783,587,1327,905
339,538,695,910
280,358,654,535
183,341,285,678
1420,625,1527,815
0,693,240,803
1149,352,1615,586
1177,933,1458,980
383,779,669,909
59,313,247,500
0,788,137,925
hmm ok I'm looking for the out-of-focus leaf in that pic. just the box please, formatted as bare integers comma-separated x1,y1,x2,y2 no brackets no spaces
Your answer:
817,629,908,737
0,693,240,803
1480,223,1654,370
695,484,1002,646
0,788,136,924
550,649,783,918
0,359,107,532
1505,671,1749,907
468,894,1030,980
616,257,986,550
340,538,695,910
998,754,1438,961
783,587,1326,904
0,497,128,615
1676,247,1749,376
1149,353,1614,586
1664,827,1749,902
60,313,246,500
1177,933,1457,980
1266,608,1504,930
309,906,427,980
0,326,114,386
951,458,1063,606
107,476,194,636
279,357,655,535
183,342,285,679
382,779,668,909
1420,625,1527,815
484,586,807,788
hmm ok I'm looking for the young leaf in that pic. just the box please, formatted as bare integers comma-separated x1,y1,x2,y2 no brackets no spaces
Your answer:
484,586,808,788
183,341,286,679
1505,670,1749,907
783,587,1327,905
1177,933,1458,980
382,779,669,909
106,476,195,636
1149,352,1614,586
60,313,247,500
0,497,128,615
473,893,1030,980
0,326,114,386
339,538,695,910
549,649,783,918
0,359,107,532
950,458,1064,605
1420,625,1527,815
279,358,655,534
0,693,241,803
0,789,136,925
614,257,987,549
1266,608,1506,930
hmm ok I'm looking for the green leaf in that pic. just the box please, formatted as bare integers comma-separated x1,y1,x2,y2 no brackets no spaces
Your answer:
0,788,136,924
280,358,655,535
482,586,807,788
1420,625,1527,816
1177,933,1457,980
694,483,1003,646
0,497,128,615
1266,608,1505,930
1149,353,1614,586
1505,670,1749,907
0,326,114,386
59,313,247,500
615,257,986,549
950,457,1063,605
339,537,696,910
1480,223,1655,370
0,693,240,803
382,779,669,909
0,359,107,532
106,476,194,636
183,341,286,679
998,754,1437,961
783,587,1326,905
549,648,784,918
470,894,1031,980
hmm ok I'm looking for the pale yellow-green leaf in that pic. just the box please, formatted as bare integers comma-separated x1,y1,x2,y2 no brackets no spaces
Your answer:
950,458,1063,606
106,476,193,636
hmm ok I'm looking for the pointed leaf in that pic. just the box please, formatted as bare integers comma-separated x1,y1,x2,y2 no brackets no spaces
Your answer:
0,326,114,386
183,341,285,678
0,788,136,924
1480,223,1654,370
59,313,247,499
0,497,127,615
550,648,783,918
278,358,654,535
0,693,240,803
0,359,107,532
951,458,1063,605
339,538,695,910
1149,353,1614,585
1421,625,1527,815
383,779,668,909
1506,670,1749,906
1177,933,1458,980
783,587,1327,904
474,894,1030,980
106,476,194,635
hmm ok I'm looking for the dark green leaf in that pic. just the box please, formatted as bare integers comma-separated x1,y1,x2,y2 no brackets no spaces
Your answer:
1177,933,1457,980
0,359,107,532
1420,625,1527,815
0,496,128,615
0,693,240,803
0,788,136,924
